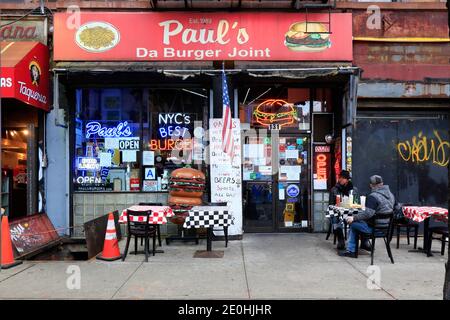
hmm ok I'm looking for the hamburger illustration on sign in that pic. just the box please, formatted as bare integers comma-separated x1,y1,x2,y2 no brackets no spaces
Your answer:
284,22,331,52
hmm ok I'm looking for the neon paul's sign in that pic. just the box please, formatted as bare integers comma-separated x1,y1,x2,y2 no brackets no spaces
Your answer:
85,121,133,139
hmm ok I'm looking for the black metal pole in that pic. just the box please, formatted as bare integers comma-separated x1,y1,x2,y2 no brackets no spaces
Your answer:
206,227,212,251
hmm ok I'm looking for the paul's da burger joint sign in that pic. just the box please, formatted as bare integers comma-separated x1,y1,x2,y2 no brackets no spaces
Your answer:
54,12,352,61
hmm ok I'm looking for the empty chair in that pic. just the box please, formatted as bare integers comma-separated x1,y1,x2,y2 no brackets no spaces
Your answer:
426,225,449,257
393,217,419,249
122,209,157,262
139,202,163,247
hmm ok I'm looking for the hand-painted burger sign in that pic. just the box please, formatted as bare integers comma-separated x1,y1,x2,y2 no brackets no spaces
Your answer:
54,12,352,61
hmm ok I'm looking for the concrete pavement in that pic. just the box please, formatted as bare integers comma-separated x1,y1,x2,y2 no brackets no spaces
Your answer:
0,233,446,299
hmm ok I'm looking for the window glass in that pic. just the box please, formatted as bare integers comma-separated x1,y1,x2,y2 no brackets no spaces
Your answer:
142,89,208,192
74,87,208,192
238,87,311,131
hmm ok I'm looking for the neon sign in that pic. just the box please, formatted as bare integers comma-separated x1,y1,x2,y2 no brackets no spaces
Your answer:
76,157,100,171
149,139,193,151
85,121,133,139
253,99,297,128
76,176,102,184
158,113,191,125
159,126,189,138
315,153,329,180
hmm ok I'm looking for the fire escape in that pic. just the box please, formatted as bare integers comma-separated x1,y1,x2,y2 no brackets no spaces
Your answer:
148,0,335,34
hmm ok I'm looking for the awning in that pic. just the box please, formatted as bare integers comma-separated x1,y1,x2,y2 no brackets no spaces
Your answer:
0,41,50,111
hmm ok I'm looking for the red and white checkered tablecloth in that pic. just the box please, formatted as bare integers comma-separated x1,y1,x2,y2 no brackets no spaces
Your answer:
402,206,448,223
119,206,174,225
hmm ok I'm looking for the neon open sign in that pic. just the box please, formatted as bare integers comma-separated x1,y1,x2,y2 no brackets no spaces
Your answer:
85,121,133,139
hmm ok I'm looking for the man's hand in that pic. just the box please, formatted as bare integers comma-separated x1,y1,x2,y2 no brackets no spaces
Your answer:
346,216,354,224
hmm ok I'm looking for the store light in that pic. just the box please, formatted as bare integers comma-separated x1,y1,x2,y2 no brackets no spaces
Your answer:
22,129,29,136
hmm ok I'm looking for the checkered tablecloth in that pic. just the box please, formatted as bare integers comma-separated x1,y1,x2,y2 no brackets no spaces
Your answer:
183,206,234,229
119,205,174,225
326,205,361,218
402,206,448,223
326,205,362,232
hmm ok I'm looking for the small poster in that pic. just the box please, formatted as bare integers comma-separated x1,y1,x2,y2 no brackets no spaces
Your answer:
144,167,156,180
286,149,299,159
279,185,285,200
105,138,119,149
142,151,155,166
99,152,112,167
143,180,158,192
280,166,301,181
122,150,136,162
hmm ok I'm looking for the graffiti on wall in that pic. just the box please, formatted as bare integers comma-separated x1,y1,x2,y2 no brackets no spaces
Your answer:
397,130,449,167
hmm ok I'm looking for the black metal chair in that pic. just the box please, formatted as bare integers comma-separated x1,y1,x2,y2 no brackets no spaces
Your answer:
122,209,157,262
393,217,419,249
138,202,163,247
203,202,229,248
391,203,419,250
426,225,449,257
355,213,395,265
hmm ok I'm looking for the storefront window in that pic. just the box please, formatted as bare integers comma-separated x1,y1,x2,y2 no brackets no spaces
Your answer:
74,88,208,192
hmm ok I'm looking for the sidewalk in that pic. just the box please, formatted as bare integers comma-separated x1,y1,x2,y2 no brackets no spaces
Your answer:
0,233,446,299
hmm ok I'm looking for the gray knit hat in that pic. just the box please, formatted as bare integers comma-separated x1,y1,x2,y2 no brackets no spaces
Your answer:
369,175,383,185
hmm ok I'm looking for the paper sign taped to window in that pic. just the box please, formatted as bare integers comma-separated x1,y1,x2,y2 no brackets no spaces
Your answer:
99,152,112,167
105,138,119,149
122,150,136,162
142,151,155,166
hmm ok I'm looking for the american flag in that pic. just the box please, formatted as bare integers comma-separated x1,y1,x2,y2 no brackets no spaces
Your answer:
221,69,234,158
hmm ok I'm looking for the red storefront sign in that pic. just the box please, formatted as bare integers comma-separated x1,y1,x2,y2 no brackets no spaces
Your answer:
54,12,352,61
0,41,50,111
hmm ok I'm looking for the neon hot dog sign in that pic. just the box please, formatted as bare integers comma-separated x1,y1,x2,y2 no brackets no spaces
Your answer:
85,121,133,139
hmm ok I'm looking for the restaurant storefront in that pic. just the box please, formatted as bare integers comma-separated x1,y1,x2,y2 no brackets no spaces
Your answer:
0,41,50,220
50,11,357,237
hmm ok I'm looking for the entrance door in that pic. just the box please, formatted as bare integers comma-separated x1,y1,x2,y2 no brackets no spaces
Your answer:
243,133,310,232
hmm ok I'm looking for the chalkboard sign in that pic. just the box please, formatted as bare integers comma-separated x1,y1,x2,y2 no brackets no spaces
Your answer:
9,214,61,258
353,114,449,207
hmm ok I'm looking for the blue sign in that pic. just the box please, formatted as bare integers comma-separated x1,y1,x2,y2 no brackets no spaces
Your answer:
85,121,137,139
158,126,189,138
286,184,300,198
76,157,100,171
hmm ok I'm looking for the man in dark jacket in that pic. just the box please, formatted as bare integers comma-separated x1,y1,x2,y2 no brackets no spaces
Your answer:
329,170,358,206
339,175,395,258
329,170,359,250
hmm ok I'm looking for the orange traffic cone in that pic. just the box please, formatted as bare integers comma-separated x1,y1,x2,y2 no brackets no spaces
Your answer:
96,212,122,261
1,215,23,269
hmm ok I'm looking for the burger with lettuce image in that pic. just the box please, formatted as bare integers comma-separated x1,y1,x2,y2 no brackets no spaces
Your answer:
284,22,331,52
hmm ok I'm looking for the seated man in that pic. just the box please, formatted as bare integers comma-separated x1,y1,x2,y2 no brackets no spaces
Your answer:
329,170,359,250
339,175,395,258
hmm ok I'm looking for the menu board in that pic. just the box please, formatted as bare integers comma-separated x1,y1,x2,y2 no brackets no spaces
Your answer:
209,118,242,236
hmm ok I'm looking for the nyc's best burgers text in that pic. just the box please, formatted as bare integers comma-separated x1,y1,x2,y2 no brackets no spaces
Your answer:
136,18,272,60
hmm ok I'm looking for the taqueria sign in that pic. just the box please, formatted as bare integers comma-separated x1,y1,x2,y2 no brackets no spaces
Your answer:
54,12,352,61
